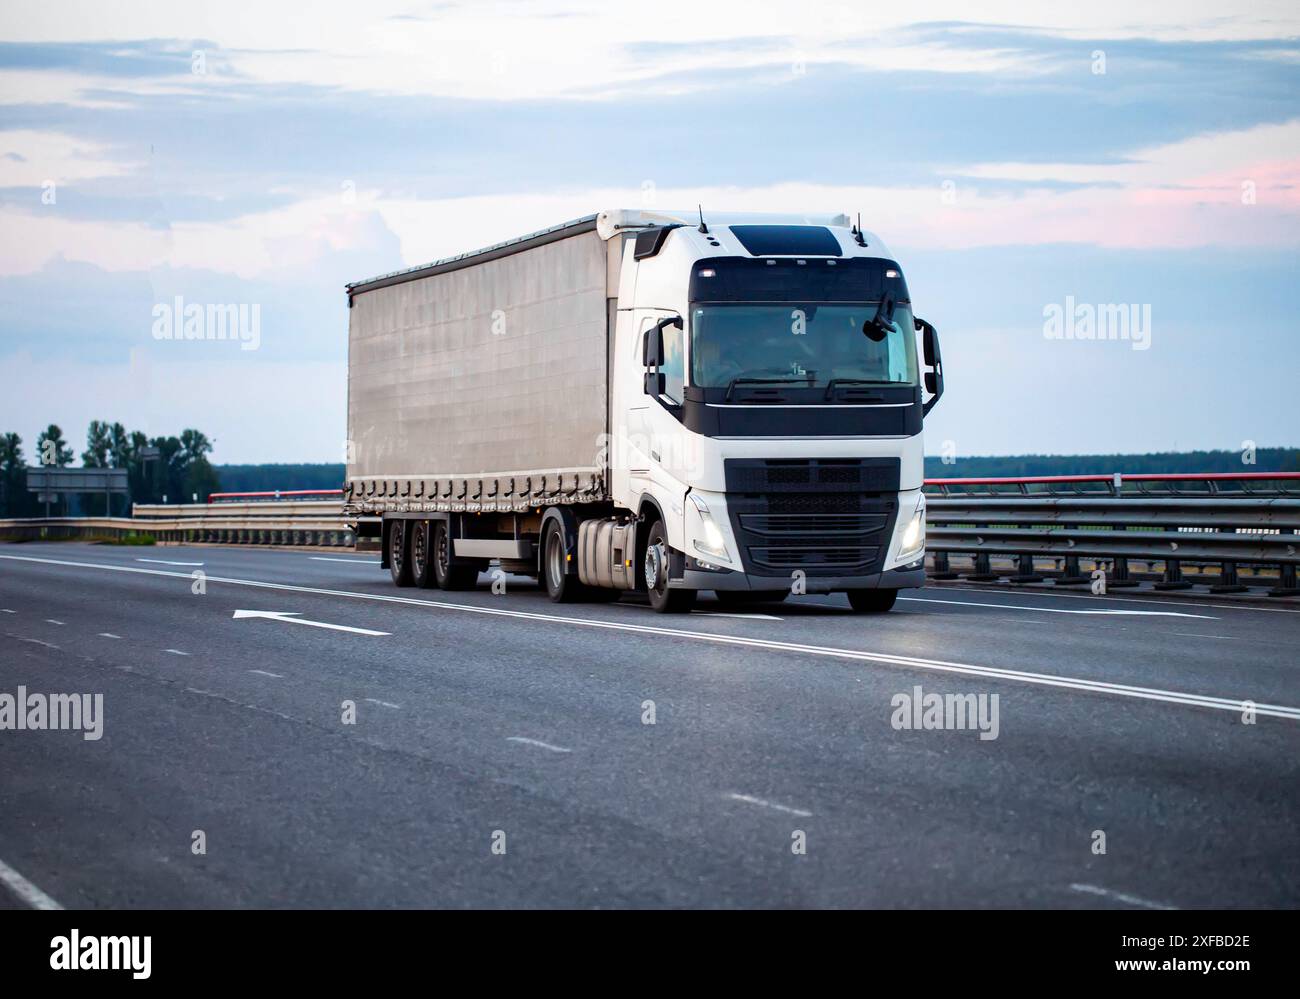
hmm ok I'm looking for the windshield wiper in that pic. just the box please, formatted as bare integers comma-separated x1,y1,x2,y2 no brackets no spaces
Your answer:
824,378,886,401
724,376,809,402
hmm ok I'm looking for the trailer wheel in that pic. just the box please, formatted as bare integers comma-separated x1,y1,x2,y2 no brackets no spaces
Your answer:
410,520,434,588
388,520,414,587
644,519,696,613
846,589,897,613
432,520,478,591
542,519,586,602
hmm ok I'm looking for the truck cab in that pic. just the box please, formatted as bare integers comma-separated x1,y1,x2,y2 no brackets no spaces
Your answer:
600,209,942,612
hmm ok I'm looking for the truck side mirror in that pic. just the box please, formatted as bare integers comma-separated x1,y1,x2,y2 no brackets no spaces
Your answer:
916,317,944,415
643,327,664,367
643,315,681,367
644,371,666,396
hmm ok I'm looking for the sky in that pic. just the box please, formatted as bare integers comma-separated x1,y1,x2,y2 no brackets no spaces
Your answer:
0,0,1297,464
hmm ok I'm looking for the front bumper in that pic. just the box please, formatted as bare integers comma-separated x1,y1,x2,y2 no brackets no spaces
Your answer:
677,562,926,593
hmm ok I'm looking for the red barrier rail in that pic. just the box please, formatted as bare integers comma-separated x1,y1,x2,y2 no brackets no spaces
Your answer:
925,472,1300,485
208,489,343,503
924,471,1300,496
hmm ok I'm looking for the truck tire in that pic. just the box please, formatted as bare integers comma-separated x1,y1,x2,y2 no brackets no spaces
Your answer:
644,519,696,614
388,520,414,587
846,588,898,613
432,520,478,591
542,519,586,603
410,520,435,588
714,590,788,606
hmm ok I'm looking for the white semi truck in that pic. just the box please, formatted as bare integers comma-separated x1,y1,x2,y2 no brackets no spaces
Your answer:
344,209,943,613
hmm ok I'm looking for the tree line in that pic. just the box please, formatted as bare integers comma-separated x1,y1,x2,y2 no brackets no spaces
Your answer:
0,423,221,517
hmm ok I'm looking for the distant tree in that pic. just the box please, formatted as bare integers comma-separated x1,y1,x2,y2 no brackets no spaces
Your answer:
31,425,73,514
149,435,183,503
184,457,221,502
0,433,29,517
35,424,73,468
82,420,113,468
178,428,214,465
141,429,220,503
109,422,133,467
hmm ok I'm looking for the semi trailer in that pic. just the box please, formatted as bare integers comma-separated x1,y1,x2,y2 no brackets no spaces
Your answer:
344,208,943,613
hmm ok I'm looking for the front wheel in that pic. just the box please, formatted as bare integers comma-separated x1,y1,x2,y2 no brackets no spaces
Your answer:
846,588,898,613
644,519,696,614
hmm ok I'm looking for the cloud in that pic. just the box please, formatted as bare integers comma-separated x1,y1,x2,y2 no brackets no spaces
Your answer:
3,2,1300,104
0,128,140,185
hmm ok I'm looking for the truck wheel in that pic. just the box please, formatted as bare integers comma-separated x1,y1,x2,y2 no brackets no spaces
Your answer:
847,589,898,613
410,520,434,588
542,519,586,602
388,520,414,587
432,520,478,591
644,519,696,614
715,590,788,606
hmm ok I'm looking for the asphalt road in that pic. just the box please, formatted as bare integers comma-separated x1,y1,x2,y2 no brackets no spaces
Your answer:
1,541,1297,909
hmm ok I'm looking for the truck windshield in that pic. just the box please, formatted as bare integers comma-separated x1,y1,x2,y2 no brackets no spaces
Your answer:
690,303,919,389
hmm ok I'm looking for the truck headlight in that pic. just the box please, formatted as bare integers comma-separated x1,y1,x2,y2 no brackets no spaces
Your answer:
897,494,926,561
689,493,729,559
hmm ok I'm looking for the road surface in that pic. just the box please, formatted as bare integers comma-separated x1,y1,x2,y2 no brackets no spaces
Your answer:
1,542,1297,908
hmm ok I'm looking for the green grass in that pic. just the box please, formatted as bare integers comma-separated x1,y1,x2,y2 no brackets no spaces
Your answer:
93,532,157,546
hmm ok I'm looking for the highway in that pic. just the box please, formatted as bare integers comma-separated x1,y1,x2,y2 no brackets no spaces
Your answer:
1,542,1297,909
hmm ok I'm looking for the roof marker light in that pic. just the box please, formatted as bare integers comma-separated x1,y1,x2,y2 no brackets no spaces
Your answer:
886,269,899,278
698,268,716,278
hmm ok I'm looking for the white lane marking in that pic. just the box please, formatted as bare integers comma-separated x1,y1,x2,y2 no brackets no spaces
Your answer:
695,611,784,620
232,609,390,636
364,697,401,709
44,619,65,626
933,583,1299,615
248,669,283,678
164,648,190,656
727,793,813,818
98,632,121,639
0,857,64,910
507,736,572,753
136,558,205,567
5,554,1298,721
310,557,380,565
1070,883,1177,911
17,637,59,649
899,596,1215,619
1170,632,1237,641
1,609,14,614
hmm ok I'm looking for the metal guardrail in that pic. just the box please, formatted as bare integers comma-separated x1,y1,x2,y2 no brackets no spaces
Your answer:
6,476,1300,595
924,478,1300,596
0,500,353,547
208,489,343,502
